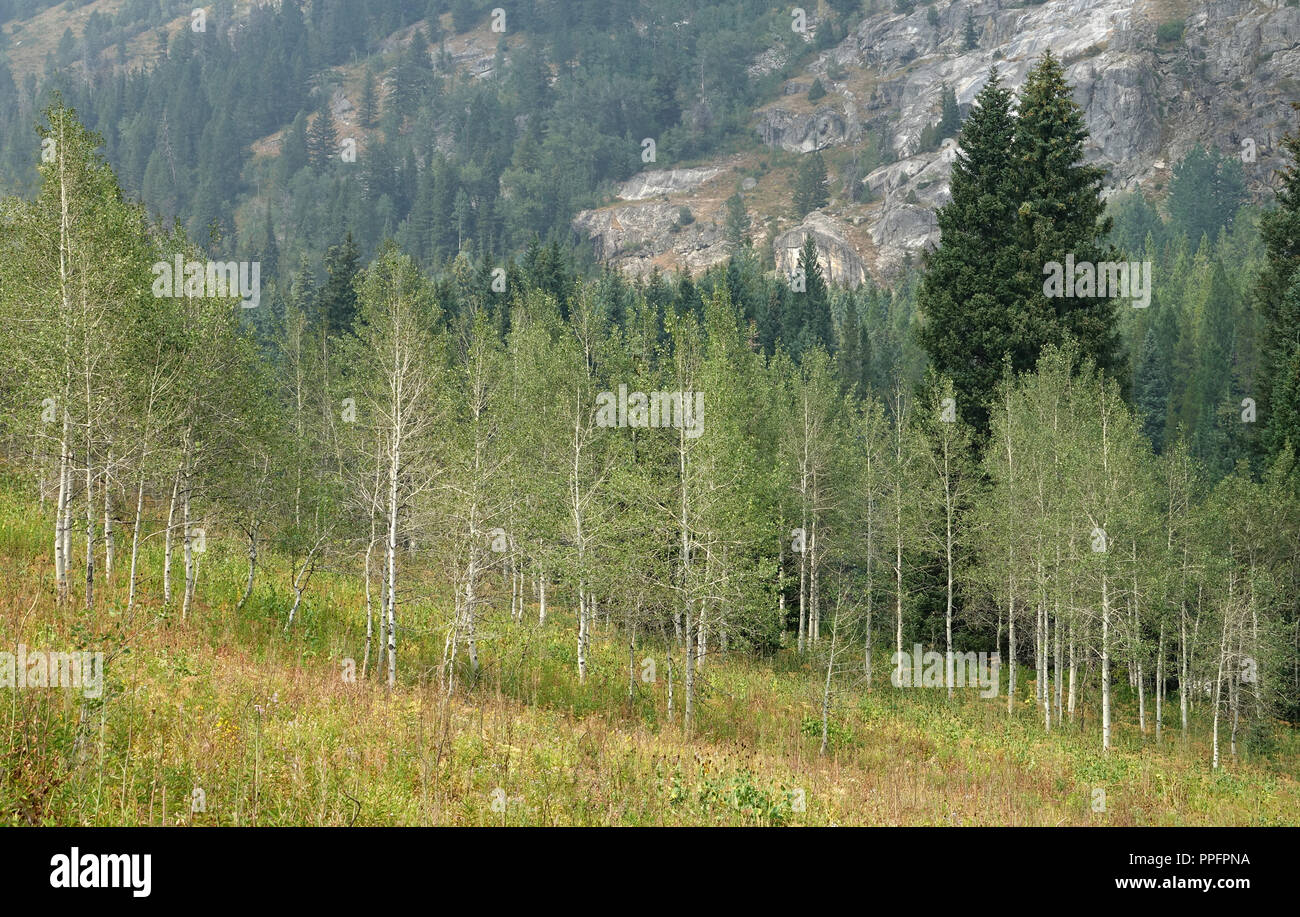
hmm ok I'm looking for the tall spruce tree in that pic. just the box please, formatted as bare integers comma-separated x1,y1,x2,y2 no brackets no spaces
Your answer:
306,102,338,171
1265,271,1300,457
1259,113,1300,460
359,68,379,129
1135,326,1170,451
1013,51,1124,388
792,235,833,358
793,151,830,218
938,83,960,139
320,232,361,336
916,68,1021,434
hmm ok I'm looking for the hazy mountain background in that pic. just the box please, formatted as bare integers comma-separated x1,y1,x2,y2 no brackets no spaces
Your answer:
0,0,1294,281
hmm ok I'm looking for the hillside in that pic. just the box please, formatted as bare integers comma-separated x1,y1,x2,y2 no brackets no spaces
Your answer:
4,487,1296,826
572,0,1300,283
5,1,1294,289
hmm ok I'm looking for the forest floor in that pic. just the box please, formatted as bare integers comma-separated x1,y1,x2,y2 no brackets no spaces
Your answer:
2,486,1296,826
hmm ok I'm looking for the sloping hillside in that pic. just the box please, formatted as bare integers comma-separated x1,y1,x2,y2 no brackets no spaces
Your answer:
571,0,1300,282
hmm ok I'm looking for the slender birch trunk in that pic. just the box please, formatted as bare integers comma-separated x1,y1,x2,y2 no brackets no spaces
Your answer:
1212,612,1228,769
1068,623,1077,720
181,446,196,620
1155,623,1164,742
54,115,74,607
1102,573,1111,750
945,476,954,700
363,533,376,678
777,529,786,630
1180,603,1189,737
627,625,636,702
163,464,180,606
237,525,257,611
126,451,146,612
864,491,874,681
54,410,71,605
84,424,95,611
103,450,114,579
1007,595,1016,716
684,602,696,732
797,501,808,654
385,424,401,691
1054,600,1064,723
125,385,156,613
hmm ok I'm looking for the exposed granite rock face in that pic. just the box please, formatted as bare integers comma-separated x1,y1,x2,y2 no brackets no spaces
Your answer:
617,168,725,201
570,167,734,275
757,104,863,152
773,212,869,289
867,145,955,210
748,47,789,78
573,203,681,261
870,204,938,271
571,201,731,278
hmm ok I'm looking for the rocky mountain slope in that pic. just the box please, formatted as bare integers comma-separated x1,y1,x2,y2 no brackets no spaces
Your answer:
573,0,1300,285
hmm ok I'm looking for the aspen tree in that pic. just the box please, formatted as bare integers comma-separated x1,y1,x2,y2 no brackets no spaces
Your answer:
913,373,975,699
345,243,444,690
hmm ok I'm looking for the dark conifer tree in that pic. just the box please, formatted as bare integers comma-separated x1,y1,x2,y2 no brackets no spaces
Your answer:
793,151,830,218
1259,115,1300,460
319,232,361,336
916,67,1020,433
1135,326,1169,451
306,102,337,171
1013,51,1123,388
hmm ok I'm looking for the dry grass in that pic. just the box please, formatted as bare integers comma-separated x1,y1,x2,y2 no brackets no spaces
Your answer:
1,483,1295,826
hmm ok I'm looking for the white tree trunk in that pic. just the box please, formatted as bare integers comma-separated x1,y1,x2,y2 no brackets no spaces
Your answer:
126,459,146,612
83,434,95,610
363,534,376,678
1068,624,1077,719
181,457,195,620
797,502,808,653
385,428,400,690
1101,574,1111,750
1155,623,1164,742
684,603,696,732
945,484,954,700
1180,609,1189,736
103,452,114,578
163,465,180,606
1007,596,1016,716
54,411,71,605
820,605,839,756
1212,614,1228,769
895,498,903,663
1054,604,1064,723
577,582,588,683
238,527,257,611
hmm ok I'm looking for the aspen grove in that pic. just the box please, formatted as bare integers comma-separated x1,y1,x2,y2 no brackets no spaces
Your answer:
2,96,1298,789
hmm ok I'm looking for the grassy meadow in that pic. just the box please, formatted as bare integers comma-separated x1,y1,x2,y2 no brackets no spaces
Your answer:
2,484,1297,827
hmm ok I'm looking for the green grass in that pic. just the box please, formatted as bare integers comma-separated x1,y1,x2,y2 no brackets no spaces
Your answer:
1,484,1296,826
